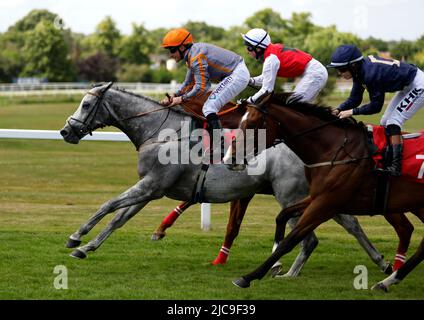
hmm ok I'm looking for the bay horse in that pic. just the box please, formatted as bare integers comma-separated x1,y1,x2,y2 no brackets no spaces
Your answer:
59,83,402,278
232,93,424,291
152,91,407,275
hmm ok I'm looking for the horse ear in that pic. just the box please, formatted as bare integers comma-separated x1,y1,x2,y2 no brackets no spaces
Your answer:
102,81,114,92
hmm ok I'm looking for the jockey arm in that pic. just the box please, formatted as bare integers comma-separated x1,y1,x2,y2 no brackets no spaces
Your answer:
247,54,280,104
352,89,385,115
175,68,194,98
338,80,365,111
179,56,211,102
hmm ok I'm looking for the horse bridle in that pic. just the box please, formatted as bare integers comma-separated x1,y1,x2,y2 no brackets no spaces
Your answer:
67,88,110,139
67,84,174,147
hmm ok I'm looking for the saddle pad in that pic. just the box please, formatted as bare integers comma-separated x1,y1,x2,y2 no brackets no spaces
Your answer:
370,125,424,183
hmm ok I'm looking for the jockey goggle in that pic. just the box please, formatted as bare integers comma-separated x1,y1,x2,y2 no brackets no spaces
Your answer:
166,46,179,54
244,41,256,52
336,65,350,73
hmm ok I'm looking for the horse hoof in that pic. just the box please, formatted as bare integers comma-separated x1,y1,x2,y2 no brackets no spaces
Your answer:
274,271,298,278
383,262,393,275
151,232,165,241
371,282,388,293
70,249,87,259
211,259,225,266
66,238,81,248
270,265,283,278
232,277,250,288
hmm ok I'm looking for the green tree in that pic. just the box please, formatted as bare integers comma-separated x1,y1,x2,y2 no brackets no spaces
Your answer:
9,9,57,34
183,21,226,42
21,20,75,81
244,8,288,32
118,23,152,65
93,16,121,57
303,26,362,65
0,9,69,81
389,40,418,61
411,50,424,69
363,37,389,52
0,33,24,82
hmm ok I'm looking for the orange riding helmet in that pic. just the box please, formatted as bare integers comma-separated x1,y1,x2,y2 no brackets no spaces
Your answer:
161,28,193,48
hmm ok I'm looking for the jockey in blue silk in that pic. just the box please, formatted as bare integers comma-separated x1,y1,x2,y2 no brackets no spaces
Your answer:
328,44,424,176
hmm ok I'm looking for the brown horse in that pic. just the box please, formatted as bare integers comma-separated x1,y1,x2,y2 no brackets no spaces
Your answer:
154,93,413,275
232,94,424,291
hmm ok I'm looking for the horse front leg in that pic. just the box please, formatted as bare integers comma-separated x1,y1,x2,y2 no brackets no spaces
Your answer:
270,196,311,277
212,196,253,265
333,214,393,274
151,201,193,241
384,213,414,271
233,198,335,288
67,176,159,248
275,216,319,278
70,202,147,259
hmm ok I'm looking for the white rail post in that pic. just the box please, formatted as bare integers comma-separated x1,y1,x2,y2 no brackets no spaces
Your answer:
201,203,211,231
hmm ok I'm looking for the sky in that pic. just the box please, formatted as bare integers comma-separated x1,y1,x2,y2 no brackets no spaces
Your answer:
0,0,422,41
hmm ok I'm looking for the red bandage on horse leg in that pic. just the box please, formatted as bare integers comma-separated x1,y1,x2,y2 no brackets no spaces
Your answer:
393,252,407,271
161,208,182,228
211,246,230,265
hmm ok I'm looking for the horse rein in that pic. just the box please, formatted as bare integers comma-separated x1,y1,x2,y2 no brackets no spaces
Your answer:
247,104,370,168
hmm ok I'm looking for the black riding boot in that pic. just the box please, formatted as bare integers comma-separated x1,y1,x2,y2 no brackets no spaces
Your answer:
386,134,403,176
206,113,224,161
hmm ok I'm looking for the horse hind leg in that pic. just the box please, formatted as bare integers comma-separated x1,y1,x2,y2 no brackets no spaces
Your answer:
70,202,146,259
385,213,414,271
372,236,424,292
333,214,393,274
151,201,193,241
212,196,253,265
372,209,424,292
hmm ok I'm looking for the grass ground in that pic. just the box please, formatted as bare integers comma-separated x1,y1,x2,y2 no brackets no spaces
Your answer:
0,92,423,300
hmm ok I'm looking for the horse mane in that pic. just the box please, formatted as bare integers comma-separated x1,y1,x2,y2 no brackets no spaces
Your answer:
270,92,360,128
112,86,195,118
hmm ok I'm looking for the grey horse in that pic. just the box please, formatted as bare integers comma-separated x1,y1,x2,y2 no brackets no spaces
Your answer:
60,82,392,276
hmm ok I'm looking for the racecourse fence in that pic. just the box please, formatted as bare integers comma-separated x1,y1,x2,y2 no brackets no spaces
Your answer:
0,81,352,97
0,82,181,97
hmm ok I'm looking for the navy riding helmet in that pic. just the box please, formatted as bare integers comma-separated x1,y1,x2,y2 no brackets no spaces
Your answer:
327,45,363,68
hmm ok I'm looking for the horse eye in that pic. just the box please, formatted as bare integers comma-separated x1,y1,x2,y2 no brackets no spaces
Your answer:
82,102,90,110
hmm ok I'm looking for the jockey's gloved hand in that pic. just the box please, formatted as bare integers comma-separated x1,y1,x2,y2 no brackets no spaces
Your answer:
248,78,256,86
331,107,341,116
237,97,254,105
160,93,175,106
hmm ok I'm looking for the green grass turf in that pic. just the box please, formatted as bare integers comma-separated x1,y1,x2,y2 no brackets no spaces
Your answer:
0,93,423,299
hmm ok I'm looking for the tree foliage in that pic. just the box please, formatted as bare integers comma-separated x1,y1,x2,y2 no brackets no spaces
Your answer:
77,52,118,82
21,20,75,81
1,8,424,86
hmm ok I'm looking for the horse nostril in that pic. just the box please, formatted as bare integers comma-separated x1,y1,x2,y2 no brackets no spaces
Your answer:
60,129,68,137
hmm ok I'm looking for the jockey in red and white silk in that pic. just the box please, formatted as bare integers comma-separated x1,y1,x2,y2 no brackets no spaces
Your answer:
241,28,328,104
